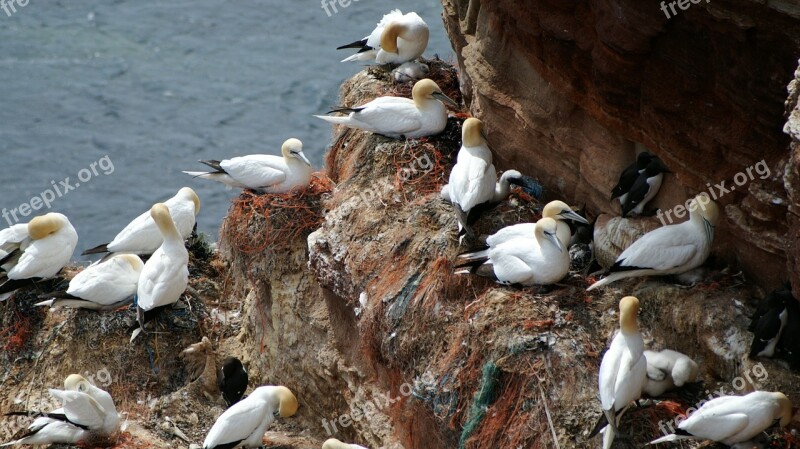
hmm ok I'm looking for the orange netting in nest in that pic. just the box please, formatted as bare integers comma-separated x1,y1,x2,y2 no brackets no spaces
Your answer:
220,173,333,255
1,308,32,352
392,140,449,200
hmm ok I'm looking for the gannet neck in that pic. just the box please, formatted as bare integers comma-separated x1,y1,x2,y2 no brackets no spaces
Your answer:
774,392,793,427
462,118,484,148
119,254,145,272
265,386,298,417
380,22,404,54
178,187,201,216
150,203,182,242
535,217,563,252
619,296,640,335
28,213,64,240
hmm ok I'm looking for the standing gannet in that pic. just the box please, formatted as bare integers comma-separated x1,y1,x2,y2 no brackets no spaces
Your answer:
82,187,199,256
337,10,429,65
455,217,567,286
183,138,313,193
621,157,669,217
322,438,369,449
594,296,647,449
587,194,719,291
202,385,298,449
642,349,699,397
315,79,457,139
218,357,248,407
611,152,654,205
35,254,144,310
648,391,793,446
485,201,589,249
131,203,189,342
0,213,78,296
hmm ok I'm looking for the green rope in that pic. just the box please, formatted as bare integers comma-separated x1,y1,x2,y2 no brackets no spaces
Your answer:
458,362,501,449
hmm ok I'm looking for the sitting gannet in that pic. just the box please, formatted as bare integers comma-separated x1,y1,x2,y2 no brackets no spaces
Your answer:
337,10,429,65
587,194,718,291
315,79,457,139
183,138,313,193
82,187,199,256
202,386,298,449
642,349,699,397
323,438,369,449
485,201,589,248
647,391,792,446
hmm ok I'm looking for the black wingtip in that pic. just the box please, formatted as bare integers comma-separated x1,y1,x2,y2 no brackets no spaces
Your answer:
81,243,109,256
336,38,369,50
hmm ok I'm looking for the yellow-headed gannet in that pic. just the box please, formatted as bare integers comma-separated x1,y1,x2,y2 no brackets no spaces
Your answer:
587,194,719,291
315,78,457,139
337,10,429,65
82,187,199,256
594,296,647,449
183,138,313,193
643,349,699,397
131,203,189,342
647,391,792,446
202,386,298,449
621,157,669,217
36,253,143,310
611,152,654,205
323,438,369,449
455,217,567,286
485,201,589,248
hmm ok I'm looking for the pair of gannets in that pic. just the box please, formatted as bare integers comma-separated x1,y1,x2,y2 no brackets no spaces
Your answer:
2,374,118,447
587,194,719,291
611,152,669,217
183,138,313,193
337,10,429,65
0,213,78,297
83,187,199,256
643,349,699,397
202,385,297,449
36,253,144,310
315,79,457,139
323,439,369,449
749,283,800,369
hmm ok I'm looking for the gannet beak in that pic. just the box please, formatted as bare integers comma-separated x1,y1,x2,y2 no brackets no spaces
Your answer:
546,231,564,253
561,209,589,225
296,151,312,167
432,91,458,108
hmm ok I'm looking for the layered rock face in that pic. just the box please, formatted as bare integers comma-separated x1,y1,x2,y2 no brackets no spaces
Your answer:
441,0,800,292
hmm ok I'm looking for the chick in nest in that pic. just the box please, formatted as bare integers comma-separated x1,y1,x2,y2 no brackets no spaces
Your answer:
180,336,219,402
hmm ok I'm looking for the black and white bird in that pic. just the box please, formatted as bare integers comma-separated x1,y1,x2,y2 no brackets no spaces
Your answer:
337,10,429,65
749,283,800,369
218,357,248,407
611,152,655,205
621,157,669,217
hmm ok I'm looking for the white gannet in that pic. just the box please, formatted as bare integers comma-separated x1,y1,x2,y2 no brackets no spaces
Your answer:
337,10,429,65
485,201,589,249
587,194,719,291
595,296,647,449
621,157,669,217
2,374,119,447
82,187,199,256
131,203,189,342
218,356,248,407
455,217,567,286
315,78,457,139
183,138,313,193
642,349,699,397
392,61,430,83
202,385,298,449
0,213,78,296
611,152,654,205
35,254,144,310
648,391,793,446
322,438,369,449
441,170,543,212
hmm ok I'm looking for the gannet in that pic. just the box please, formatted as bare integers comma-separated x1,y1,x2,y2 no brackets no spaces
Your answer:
131,203,189,341
484,201,589,248
392,61,430,83
0,213,78,296
315,79,457,139
337,10,429,65
611,152,654,205
35,254,143,310
202,386,298,449
183,138,313,193
587,194,719,291
441,169,543,213
322,438,369,449
647,391,792,446
218,357,248,407
455,217,567,286
621,157,669,217
2,374,119,447
595,296,647,449
643,349,699,397
82,187,199,256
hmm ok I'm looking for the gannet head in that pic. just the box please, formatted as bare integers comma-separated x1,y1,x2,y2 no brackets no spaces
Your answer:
542,201,589,224
619,296,640,334
177,187,201,216
772,392,793,427
282,138,312,167
64,374,90,392
536,217,563,253
28,213,67,240
150,203,175,234
255,385,298,418
462,118,485,148
688,194,719,242
380,22,408,54
118,254,144,273
412,79,458,109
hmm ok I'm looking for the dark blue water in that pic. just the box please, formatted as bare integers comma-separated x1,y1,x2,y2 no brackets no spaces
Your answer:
0,0,452,255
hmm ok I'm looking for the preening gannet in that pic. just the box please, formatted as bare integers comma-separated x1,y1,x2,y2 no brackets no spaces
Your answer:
647,391,792,446
642,349,699,397
337,10,429,65
202,386,298,449
611,152,655,205
35,254,144,310
183,138,313,193
131,203,189,341
218,357,248,407
315,79,457,139
595,296,647,449
322,438,369,449
82,187,199,256
455,217,567,286
621,157,669,217
587,194,719,291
